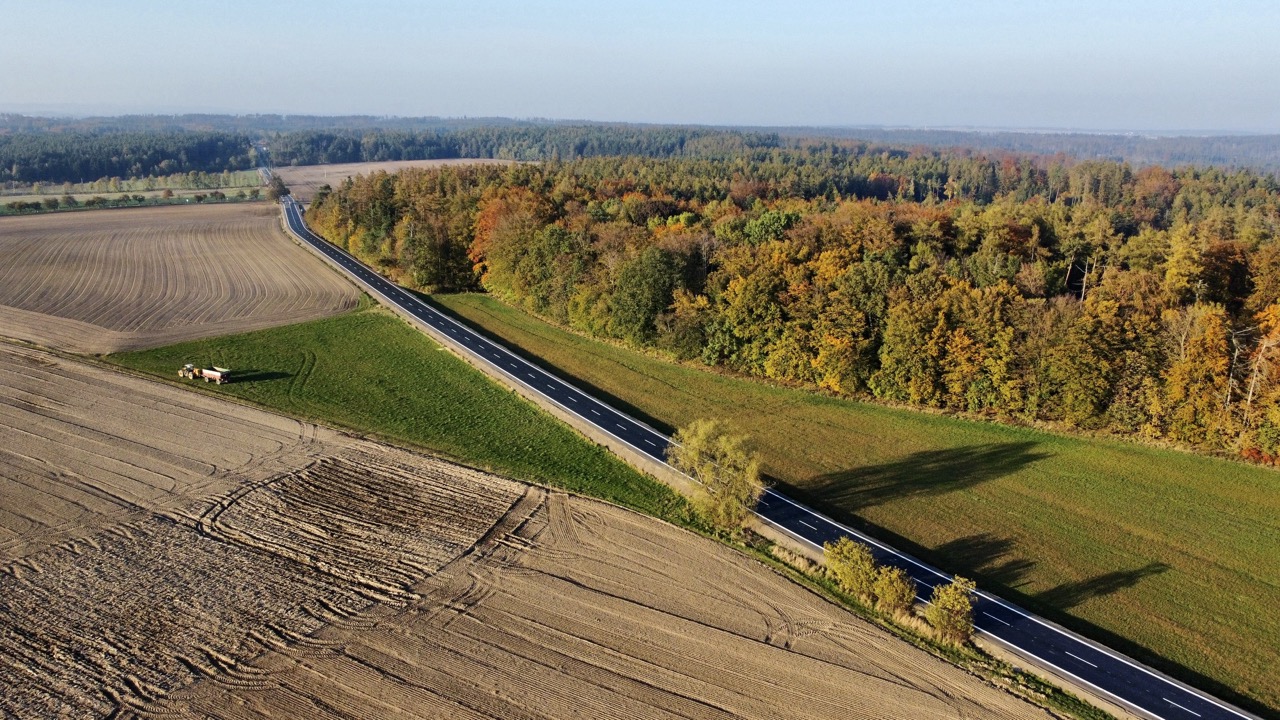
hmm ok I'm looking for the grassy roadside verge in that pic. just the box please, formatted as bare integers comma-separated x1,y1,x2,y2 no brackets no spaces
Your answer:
101,298,1119,718
430,292,1280,716
107,301,688,524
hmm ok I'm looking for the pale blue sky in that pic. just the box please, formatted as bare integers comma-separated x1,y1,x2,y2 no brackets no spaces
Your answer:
3,0,1277,132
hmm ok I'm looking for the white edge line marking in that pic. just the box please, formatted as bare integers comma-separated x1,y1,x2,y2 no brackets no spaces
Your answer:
288,197,676,448
282,199,1254,720
752,486,1253,719
285,200,675,471
756,514,1172,720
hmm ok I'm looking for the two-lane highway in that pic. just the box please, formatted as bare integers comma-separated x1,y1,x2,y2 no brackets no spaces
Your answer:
280,195,1259,720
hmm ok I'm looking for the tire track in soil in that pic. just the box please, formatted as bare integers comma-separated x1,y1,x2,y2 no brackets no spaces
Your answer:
0,345,528,718
164,492,1050,720
0,445,525,718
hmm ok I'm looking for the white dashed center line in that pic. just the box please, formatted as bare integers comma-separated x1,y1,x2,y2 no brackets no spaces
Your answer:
1164,698,1201,717
1065,651,1097,668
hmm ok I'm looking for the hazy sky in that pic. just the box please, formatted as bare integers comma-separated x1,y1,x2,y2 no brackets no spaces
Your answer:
3,0,1277,132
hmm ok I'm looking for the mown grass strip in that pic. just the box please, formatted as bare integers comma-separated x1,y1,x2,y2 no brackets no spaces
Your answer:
107,302,690,525
431,291,1280,716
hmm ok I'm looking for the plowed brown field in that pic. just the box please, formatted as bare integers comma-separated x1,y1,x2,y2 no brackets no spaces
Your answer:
0,204,358,353
274,160,512,201
0,344,1044,719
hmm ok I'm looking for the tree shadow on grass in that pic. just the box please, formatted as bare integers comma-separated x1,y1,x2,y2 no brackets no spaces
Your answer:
804,441,1050,511
934,533,1037,588
777,444,1270,716
1037,562,1171,609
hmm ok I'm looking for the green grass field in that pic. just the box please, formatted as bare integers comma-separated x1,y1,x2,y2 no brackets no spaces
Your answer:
107,302,689,525
432,292,1280,714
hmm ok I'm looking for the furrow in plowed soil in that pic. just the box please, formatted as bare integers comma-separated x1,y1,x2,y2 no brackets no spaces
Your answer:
0,345,524,717
163,491,1049,720
0,204,358,353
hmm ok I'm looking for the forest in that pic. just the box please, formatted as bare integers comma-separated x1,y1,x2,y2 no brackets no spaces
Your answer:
0,131,255,185
6,114,1280,188
265,126,779,165
305,146,1280,460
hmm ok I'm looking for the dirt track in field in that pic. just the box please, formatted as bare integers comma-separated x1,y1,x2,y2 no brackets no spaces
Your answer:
274,159,512,202
0,344,1044,719
0,203,358,353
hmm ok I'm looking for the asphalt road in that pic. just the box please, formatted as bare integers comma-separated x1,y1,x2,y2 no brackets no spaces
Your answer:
280,195,1259,720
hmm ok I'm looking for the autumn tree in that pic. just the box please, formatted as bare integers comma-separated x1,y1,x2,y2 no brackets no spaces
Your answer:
824,537,878,601
665,418,763,531
925,576,977,644
1156,303,1233,444
873,566,917,616
266,174,290,201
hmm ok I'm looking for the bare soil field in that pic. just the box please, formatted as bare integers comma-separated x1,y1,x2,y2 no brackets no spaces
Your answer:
0,203,358,353
0,344,1044,719
274,159,513,202
0,343,526,717
159,490,1046,720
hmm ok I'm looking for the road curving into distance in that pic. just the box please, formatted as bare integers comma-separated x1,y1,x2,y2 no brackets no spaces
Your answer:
279,195,1259,720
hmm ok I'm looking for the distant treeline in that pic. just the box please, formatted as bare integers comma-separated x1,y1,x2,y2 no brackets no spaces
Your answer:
782,127,1280,173
266,126,1280,173
267,126,779,165
306,148,1280,461
4,113,1280,174
0,131,256,185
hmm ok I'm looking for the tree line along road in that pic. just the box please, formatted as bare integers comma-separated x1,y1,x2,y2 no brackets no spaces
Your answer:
280,194,1260,720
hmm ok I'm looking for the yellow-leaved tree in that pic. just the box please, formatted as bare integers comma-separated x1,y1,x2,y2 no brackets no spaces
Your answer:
666,419,763,531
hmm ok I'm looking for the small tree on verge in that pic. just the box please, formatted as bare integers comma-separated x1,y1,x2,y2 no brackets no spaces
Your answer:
824,537,878,601
666,418,763,531
873,566,917,616
925,576,976,644
267,175,290,201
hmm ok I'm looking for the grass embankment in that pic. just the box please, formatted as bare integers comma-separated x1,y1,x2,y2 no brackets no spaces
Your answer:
107,302,688,524
432,292,1280,715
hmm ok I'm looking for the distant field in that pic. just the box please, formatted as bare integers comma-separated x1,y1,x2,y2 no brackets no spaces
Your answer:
0,203,358,353
432,292,1280,713
0,189,254,207
273,159,513,201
